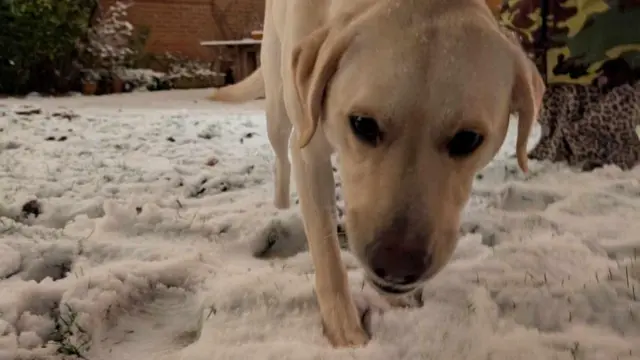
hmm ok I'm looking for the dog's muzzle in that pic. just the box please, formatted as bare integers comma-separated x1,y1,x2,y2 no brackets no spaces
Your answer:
367,275,425,307
367,276,417,295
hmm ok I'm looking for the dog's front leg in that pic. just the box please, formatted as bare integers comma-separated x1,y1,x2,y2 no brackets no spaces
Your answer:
290,138,370,348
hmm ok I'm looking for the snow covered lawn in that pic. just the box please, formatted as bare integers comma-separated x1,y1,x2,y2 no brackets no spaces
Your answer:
1,89,639,360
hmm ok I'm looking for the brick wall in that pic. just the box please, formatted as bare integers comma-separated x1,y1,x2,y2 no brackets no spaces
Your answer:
100,0,265,61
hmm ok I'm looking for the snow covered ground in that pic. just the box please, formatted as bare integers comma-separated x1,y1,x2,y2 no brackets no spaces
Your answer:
0,89,639,360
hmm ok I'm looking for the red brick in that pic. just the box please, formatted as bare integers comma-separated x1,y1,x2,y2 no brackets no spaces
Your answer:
98,0,265,61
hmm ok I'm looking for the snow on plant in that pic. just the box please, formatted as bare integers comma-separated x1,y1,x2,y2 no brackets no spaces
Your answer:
164,53,220,79
116,68,168,90
80,1,135,71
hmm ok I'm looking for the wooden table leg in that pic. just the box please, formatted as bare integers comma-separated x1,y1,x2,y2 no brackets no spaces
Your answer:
236,46,245,80
242,47,250,80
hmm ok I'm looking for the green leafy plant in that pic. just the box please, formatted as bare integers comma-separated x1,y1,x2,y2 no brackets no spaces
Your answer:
0,0,97,95
127,24,151,68
50,303,91,359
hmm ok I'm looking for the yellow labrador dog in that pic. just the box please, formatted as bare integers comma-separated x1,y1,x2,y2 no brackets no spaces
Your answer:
211,0,544,348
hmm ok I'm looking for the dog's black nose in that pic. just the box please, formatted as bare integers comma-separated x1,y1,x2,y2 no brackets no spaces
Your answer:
367,241,430,286
366,215,431,287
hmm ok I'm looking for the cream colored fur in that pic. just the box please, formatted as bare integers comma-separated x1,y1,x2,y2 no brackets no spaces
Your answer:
207,67,265,102
211,0,545,348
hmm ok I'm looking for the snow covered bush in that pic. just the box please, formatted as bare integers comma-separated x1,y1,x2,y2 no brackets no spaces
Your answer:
163,54,224,90
167,58,220,80
77,1,135,74
116,68,170,91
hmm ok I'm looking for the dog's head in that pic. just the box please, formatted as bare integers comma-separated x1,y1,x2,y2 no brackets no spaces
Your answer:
292,0,545,296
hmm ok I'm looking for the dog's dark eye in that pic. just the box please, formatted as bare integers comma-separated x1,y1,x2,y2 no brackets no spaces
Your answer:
447,130,484,157
349,115,382,146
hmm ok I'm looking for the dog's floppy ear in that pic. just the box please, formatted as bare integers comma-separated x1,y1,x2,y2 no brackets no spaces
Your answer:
510,48,546,173
291,26,353,148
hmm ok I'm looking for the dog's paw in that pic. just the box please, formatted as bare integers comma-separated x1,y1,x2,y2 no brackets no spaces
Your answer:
351,290,391,337
320,290,388,348
321,312,370,348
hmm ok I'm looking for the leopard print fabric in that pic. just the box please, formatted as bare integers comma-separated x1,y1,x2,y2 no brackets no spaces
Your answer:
528,81,640,171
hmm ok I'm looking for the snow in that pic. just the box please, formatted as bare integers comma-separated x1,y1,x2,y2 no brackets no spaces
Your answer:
1,89,639,360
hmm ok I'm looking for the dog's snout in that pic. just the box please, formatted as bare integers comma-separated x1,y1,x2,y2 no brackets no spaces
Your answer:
365,215,431,286
366,241,430,286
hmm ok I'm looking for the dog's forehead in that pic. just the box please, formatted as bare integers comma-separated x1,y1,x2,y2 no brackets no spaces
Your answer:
339,21,512,125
